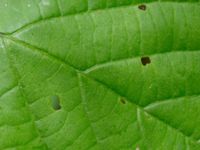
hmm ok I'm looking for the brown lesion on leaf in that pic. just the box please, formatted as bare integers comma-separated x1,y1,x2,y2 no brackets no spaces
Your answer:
138,4,147,11
141,56,151,66
120,97,126,104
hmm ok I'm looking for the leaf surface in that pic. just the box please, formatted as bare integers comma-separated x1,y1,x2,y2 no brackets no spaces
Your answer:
0,0,200,149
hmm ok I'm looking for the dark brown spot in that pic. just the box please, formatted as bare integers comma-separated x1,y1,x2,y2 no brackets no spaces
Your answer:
141,56,151,66
120,98,126,104
51,95,61,110
138,4,146,10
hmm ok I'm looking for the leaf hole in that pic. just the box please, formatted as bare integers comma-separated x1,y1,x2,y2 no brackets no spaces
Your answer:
138,4,146,10
51,95,61,110
141,56,151,66
136,146,140,150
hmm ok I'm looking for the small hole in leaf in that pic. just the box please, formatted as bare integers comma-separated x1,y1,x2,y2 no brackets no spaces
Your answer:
138,4,146,10
51,95,61,110
136,146,140,150
141,56,151,66
120,98,126,104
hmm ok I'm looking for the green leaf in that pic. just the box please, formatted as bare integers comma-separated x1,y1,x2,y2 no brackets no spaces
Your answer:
1,0,200,149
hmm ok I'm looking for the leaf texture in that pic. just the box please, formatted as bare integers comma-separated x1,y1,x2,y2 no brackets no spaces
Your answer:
0,0,200,149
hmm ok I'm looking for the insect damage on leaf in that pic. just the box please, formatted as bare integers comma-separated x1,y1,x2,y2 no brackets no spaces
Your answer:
120,97,126,104
1,1,200,149
136,146,140,150
141,56,151,66
138,4,147,10
51,95,61,110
